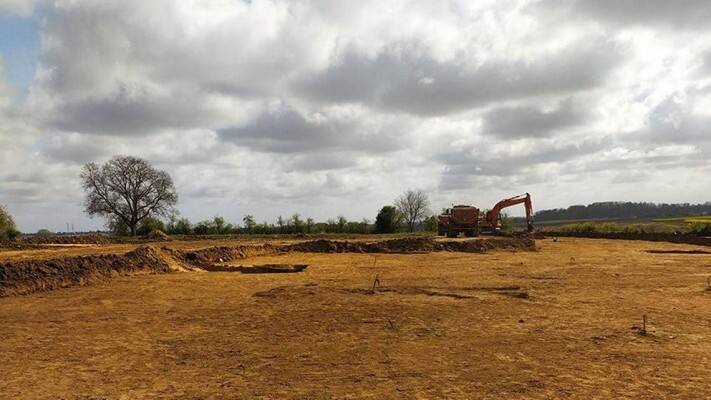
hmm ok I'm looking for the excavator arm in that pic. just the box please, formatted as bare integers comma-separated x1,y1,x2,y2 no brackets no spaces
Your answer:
485,193,534,232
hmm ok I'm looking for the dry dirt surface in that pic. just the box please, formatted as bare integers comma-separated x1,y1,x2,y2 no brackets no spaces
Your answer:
0,237,710,399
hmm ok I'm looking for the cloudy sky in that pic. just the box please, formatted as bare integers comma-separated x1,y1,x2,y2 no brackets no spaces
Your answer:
0,0,710,232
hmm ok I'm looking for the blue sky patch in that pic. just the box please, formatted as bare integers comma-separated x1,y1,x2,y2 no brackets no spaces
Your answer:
0,13,40,91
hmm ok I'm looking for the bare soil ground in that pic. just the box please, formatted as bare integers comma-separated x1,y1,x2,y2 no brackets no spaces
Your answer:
1,237,710,399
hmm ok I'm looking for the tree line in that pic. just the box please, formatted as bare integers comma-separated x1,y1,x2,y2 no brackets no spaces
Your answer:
78,155,437,237
533,201,711,222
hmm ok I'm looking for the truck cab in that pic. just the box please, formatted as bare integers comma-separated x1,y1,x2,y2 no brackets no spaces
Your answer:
438,205,480,237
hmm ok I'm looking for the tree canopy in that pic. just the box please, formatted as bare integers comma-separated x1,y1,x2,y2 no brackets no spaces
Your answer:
81,155,177,236
374,205,402,233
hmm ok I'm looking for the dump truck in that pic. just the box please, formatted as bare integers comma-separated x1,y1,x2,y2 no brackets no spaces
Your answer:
437,205,480,237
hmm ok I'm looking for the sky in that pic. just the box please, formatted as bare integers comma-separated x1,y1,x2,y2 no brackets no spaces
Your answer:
0,0,710,232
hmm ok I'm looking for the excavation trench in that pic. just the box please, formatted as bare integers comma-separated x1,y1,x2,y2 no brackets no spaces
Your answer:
253,284,529,301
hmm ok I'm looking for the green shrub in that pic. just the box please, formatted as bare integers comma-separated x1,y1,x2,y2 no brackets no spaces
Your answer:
374,206,402,233
136,217,166,236
0,205,19,241
36,229,54,238
423,215,438,232
167,217,192,235
107,217,130,236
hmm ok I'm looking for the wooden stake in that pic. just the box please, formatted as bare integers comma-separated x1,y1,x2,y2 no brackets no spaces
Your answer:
641,314,647,336
371,274,381,294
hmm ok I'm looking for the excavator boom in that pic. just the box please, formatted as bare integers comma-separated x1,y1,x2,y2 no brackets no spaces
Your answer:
483,193,534,232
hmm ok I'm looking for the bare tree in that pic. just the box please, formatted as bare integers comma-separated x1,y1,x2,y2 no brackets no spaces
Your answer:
395,189,430,232
81,156,178,236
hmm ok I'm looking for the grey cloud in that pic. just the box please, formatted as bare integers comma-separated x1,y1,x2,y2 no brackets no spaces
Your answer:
482,99,586,138
42,136,110,163
287,153,357,172
576,0,711,27
219,107,405,154
296,41,619,116
437,137,611,190
51,85,230,135
702,51,711,75
628,96,711,146
532,0,711,29
611,170,651,184
184,185,231,200
39,0,315,101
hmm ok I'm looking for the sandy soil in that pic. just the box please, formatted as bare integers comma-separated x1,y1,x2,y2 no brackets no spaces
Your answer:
1,237,710,399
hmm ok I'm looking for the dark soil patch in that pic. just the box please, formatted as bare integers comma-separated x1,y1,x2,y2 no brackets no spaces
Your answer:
282,237,535,254
0,246,172,297
644,249,711,254
204,264,308,273
18,234,114,245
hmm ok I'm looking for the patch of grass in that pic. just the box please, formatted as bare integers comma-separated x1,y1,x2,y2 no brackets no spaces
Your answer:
544,217,711,236
689,222,711,236
553,222,664,235
653,215,711,224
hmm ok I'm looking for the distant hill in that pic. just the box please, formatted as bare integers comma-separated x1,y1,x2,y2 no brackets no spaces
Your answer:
532,201,711,222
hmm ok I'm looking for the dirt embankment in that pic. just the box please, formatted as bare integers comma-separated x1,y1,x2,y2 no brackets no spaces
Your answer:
283,236,535,253
0,246,172,297
545,231,711,246
18,234,114,245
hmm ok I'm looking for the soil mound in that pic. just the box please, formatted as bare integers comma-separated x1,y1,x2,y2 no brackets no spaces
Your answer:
283,237,535,254
436,237,535,252
0,246,173,297
282,237,434,253
146,229,170,241
20,234,113,245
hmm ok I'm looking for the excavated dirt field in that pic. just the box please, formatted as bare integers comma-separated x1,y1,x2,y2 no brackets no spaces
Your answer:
1,236,710,399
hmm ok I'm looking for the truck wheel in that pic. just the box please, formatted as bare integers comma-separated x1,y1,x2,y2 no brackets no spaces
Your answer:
447,230,458,238
464,230,477,237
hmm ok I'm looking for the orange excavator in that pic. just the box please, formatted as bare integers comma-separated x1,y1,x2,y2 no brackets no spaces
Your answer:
437,193,534,237
480,193,534,233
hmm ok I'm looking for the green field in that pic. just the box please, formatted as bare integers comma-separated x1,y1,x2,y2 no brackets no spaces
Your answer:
529,215,711,235
653,216,711,223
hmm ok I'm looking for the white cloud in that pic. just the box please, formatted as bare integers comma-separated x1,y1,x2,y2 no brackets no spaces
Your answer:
0,0,36,16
